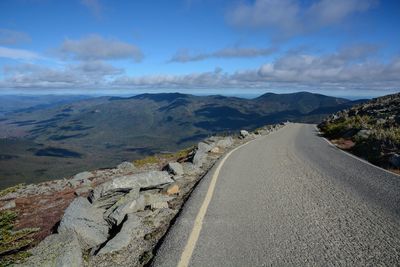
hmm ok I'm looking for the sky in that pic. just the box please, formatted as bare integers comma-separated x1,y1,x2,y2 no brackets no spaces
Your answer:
0,0,399,98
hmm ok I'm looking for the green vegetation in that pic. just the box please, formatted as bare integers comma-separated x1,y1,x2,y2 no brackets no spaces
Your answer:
319,92,400,168
0,210,39,266
320,115,373,138
134,146,194,167
0,184,25,198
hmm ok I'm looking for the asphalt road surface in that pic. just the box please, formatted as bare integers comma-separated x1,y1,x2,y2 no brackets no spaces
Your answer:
152,123,400,266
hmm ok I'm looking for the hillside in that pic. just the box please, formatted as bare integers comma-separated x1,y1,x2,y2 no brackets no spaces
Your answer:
318,92,400,171
0,92,360,188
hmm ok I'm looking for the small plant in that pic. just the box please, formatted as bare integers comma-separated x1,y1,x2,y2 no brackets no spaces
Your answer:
0,184,25,199
0,210,39,266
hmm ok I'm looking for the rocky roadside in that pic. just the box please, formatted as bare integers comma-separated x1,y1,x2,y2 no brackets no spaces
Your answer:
318,92,400,172
0,123,284,267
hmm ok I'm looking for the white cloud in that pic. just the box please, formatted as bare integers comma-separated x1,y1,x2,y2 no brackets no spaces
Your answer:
169,46,276,63
0,46,40,60
59,34,143,62
226,0,377,38
0,29,31,45
2,61,123,89
1,45,398,93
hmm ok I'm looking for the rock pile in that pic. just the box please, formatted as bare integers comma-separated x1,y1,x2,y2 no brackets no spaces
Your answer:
319,92,400,170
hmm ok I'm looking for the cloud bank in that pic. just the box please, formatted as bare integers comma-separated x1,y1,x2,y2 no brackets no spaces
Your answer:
2,45,398,92
169,46,276,63
59,35,143,62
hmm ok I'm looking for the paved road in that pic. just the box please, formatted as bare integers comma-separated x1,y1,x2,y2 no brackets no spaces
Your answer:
152,123,400,266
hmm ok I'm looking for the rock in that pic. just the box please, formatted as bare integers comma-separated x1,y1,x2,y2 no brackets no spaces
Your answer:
389,154,400,168
165,184,180,195
92,188,131,209
68,171,93,187
240,130,249,138
0,200,16,211
74,185,92,196
165,162,184,176
91,171,173,202
98,214,144,255
58,197,109,249
117,161,136,173
210,147,220,153
181,162,201,176
142,191,174,210
105,187,145,226
356,129,372,139
18,230,83,267
197,142,213,153
192,150,207,168
216,137,233,148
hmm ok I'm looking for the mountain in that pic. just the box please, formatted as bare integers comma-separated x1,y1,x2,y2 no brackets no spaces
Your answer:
319,92,400,170
0,92,361,188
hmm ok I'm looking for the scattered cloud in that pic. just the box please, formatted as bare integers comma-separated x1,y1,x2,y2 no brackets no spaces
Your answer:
58,34,143,62
2,61,123,89
0,29,31,45
169,46,276,63
81,0,103,17
0,46,40,60
1,44,398,93
226,0,378,38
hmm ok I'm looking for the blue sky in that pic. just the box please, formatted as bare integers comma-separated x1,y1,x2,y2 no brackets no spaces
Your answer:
0,0,399,97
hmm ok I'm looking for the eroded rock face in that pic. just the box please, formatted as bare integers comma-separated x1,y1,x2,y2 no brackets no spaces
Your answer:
216,137,233,148
91,171,173,202
98,214,143,255
18,230,83,267
165,162,184,176
58,197,109,249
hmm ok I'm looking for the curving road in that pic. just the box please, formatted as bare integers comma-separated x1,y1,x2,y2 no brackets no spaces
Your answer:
152,123,400,266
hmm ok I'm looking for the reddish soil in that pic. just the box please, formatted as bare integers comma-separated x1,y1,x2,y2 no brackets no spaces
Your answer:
13,188,77,243
331,138,355,150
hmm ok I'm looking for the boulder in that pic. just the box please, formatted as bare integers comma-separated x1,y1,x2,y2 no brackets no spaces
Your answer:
58,197,109,249
389,154,400,168
97,214,144,255
92,188,131,209
165,162,184,176
117,161,136,173
356,129,372,139
216,137,233,148
165,184,180,195
68,171,93,187
197,142,213,153
240,130,249,138
18,230,83,267
192,150,207,168
142,191,174,210
91,171,173,202
210,147,220,153
105,187,145,226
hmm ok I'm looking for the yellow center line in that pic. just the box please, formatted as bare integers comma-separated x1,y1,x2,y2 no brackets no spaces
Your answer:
177,139,256,267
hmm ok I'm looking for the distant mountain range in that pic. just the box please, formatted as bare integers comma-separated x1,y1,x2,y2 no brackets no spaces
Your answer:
0,91,364,188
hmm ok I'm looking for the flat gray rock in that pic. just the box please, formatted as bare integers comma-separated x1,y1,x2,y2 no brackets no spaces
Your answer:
18,230,83,267
97,214,144,255
216,137,233,148
166,162,184,176
92,171,173,202
58,197,109,249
